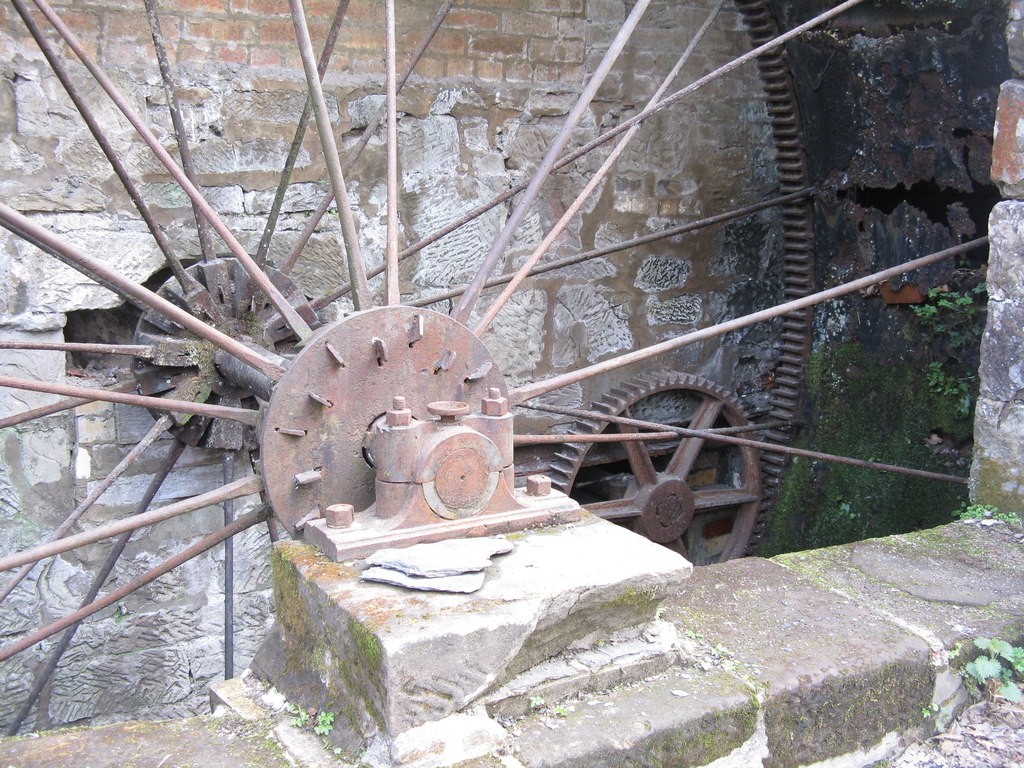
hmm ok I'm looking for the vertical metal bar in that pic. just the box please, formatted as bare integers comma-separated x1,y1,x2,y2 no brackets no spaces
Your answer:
223,454,235,680
4,440,187,736
0,415,173,608
256,0,351,267
288,0,373,310
143,0,216,263
384,0,400,305
278,0,458,276
28,0,313,340
451,0,653,324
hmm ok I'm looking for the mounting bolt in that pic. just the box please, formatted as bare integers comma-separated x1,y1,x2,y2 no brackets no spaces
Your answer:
481,387,508,417
427,400,469,425
324,503,354,529
386,395,412,427
526,474,552,497
294,469,322,486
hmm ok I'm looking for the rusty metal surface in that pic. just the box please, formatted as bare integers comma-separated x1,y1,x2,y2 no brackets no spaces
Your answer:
260,306,506,533
547,372,764,565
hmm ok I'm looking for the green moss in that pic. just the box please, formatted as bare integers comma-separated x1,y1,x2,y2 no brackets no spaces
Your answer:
633,698,758,767
765,658,931,767
348,618,382,671
761,343,971,556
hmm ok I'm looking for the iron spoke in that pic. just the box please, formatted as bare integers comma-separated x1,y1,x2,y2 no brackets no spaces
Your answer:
3,439,187,736
472,0,725,336
0,475,262,574
0,375,260,426
384,0,400,306
0,341,153,357
0,415,172,607
0,381,135,430
279,0,458,276
510,238,988,405
521,402,968,485
28,0,313,340
451,0,653,324
256,0,351,267
0,506,268,664
664,398,724,478
0,203,285,381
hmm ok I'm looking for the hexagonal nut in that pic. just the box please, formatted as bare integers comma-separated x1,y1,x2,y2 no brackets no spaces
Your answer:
526,474,552,497
324,503,354,529
386,407,413,427
481,394,509,417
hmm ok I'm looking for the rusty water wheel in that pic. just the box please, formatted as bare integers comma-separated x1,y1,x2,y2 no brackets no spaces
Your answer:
549,373,766,565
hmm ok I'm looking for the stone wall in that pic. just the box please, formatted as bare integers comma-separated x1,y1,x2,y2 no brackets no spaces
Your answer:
973,0,1024,512
0,0,780,731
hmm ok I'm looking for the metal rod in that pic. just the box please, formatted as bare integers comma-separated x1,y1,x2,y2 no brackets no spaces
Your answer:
279,0,458,275
0,381,135,430
28,0,313,341
0,415,172,608
144,0,216,264
367,0,866,275
0,203,285,381
521,403,968,484
256,0,351,266
289,0,373,311
327,188,813,311
10,0,204,300
0,507,268,664
514,431,680,445
0,475,261,574
451,0,653,324
223,453,234,680
4,439,187,736
384,0,400,306
0,375,261,426
0,341,153,357
511,237,989,405
473,0,724,336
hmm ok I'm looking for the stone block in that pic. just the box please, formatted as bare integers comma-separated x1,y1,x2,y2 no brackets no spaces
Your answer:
671,558,933,768
987,201,1024,302
991,80,1024,198
972,396,1024,509
774,523,1024,653
252,517,690,757
978,298,1024,402
1009,0,1024,76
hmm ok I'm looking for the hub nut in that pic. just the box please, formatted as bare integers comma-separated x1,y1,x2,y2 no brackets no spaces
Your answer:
386,395,412,427
481,387,508,417
324,503,355,529
526,474,552,497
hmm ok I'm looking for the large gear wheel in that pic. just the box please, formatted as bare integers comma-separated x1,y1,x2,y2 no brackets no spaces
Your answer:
549,372,766,565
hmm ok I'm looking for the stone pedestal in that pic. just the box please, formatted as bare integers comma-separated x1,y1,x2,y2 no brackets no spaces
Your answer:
251,515,691,768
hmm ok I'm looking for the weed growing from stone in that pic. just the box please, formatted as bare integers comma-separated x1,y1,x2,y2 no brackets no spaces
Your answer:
964,638,1024,702
958,503,1022,525
313,711,335,736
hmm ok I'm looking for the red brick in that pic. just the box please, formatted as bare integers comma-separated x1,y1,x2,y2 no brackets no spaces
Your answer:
175,0,227,13
186,18,249,43
217,43,247,63
531,0,583,12
528,37,582,64
401,28,465,56
501,10,556,37
446,58,474,78
257,19,294,43
446,9,499,30
504,61,533,82
413,57,446,79
474,59,502,81
467,33,526,59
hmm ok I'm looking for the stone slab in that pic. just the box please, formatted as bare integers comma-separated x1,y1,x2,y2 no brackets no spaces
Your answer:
361,566,488,593
252,515,691,758
774,521,1024,652
667,557,934,768
365,538,514,577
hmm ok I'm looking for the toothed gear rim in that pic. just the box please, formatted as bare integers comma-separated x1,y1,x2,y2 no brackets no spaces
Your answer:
549,372,767,566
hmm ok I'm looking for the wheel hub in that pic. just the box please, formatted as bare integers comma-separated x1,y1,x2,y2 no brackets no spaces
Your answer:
634,475,694,543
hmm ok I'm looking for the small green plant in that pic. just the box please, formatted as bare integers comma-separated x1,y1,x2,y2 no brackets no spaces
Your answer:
528,696,545,711
920,702,939,719
285,703,310,728
911,284,987,351
963,637,1024,702
550,705,571,717
924,362,973,416
958,503,1021,525
313,711,335,736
